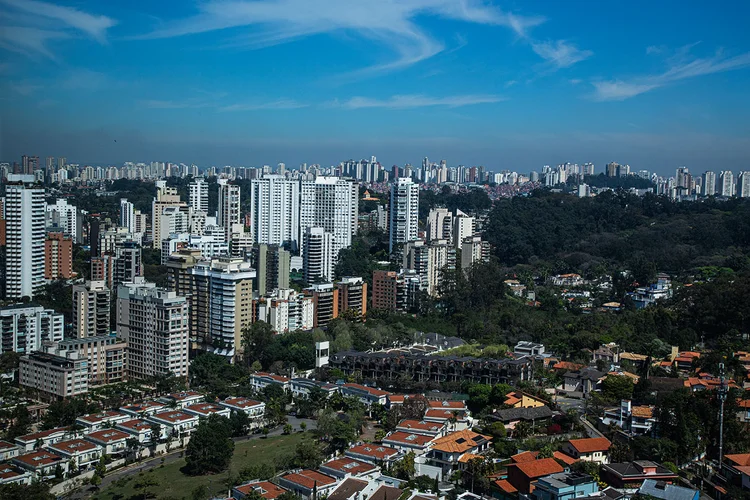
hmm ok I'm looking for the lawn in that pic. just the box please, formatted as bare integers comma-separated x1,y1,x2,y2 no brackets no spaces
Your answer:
92,432,306,500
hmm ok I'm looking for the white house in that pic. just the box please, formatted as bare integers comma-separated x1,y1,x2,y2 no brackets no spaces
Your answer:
13,450,69,479
561,437,611,465
76,410,130,433
48,439,102,471
148,410,199,438
184,403,231,419
117,419,155,444
85,429,131,456
15,427,70,452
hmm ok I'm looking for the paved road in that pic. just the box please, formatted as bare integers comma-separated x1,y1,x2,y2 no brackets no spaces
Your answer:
65,417,317,500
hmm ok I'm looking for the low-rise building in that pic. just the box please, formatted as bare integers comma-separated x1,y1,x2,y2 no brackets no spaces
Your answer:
506,458,564,496
428,429,492,475
514,341,545,357
120,401,166,417
532,472,600,500
345,444,400,465
0,464,32,485
599,400,655,436
340,383,390,406
85,429,131,456
117,419,154,444
490,406,554,432
19,349,88,401
0,440,21,461
219,397,266,424
148,410,199,438
382,431,435,454
601,461,678,489
319,457,379,479
291,378,339,399
558,368,605,396
12,449,68,479
160,391,204,408
47,439,102,471
278,469,338,500
424,408,469,431
561,437,611,465
232,480,289,500
250,372,291,392
76,410,129,433
15,427,70,452
185,403,231,419
395,419,447,437
504,391,547,409
637,479,699,500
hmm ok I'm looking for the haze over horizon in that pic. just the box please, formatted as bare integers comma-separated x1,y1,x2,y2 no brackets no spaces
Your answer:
2,0,750,175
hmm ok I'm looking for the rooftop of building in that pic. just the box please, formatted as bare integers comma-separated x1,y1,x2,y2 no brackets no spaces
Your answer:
151,410,197,424
14,450,64,468
48,439,99,454
281,469,337,489
85,429,131,443
321,457,378,475
430,429,491,454
235,481,289,500
566,437,611,453
222,397,264,408
346,444,399,460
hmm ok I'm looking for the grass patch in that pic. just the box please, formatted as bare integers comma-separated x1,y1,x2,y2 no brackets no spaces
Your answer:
92,433,305,500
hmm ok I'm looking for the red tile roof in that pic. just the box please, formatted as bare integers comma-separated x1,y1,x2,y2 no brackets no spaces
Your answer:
255,372,290,383
0,440,18,451
511,451,539,463
726,454,750,467
168,391,202,401
424,408,467,421
14,450,64,468
118,418,151,431
321,457,377,475
48,439,98,455
16,427,68,443
427,400,467,410
494,479,518,494
347,444,399,460
236,481,288,499
223,397,263,409
396,419,444,433
431,429,491,454
343,383,390,397
553,451,578,465
567,437,611,453
282,469,337,489
86,429,130,443
78,410,127,424
151,410,197,424
513,458,564,479
185,403,225,415
383,431,434,447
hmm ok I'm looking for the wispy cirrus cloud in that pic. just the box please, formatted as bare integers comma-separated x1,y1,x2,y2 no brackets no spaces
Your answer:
219,99,307,112
592,46,750,101
9,80,42,95
0,0,116,59
531,39,593,69
330,94,505,110
136,0,543,76
140,96,307,111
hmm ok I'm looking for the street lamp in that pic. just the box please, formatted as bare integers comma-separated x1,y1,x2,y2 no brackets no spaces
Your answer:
717,362,728,470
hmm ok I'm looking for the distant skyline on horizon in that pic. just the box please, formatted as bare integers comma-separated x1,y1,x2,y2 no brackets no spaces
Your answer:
1,0,749,176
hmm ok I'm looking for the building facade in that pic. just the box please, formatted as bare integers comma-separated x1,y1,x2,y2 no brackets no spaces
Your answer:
5,179,45,299
0,304,64,355
250,175,300,251
44,232,73,280
389,178,419,253
72,280,111,338
19,348,89,401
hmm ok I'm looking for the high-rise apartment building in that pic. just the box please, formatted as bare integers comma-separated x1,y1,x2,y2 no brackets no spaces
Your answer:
426,208,452,243
252,244,290,296
151,184,188,248
256,288,314,333
19,348,88,401
45,199,81,242
119,199,135,233
116,278,189,379
303,227,334,283
453,209,475,248
403,239,455,297
0,304,64,354
190,258,255,359
250,175,300,251
72,281,111,338
299,176,358,260
371,269,424,313
702,171,716,196
188,178,209,213
460,236,490,272
218,182,241,245
389,178,419,253
44,232,73,279
720,171,735,197
5,178,45,299
336,277,367,319
738,171,750,198
304,283,338,328
51,336,126,386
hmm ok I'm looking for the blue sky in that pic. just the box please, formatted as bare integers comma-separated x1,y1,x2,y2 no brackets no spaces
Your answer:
1,0,749,175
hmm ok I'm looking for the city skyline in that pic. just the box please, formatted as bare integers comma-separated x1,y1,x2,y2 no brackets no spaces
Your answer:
1,1,750,174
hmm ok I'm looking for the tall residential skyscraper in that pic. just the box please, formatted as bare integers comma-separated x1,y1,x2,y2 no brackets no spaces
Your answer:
738,171,750,198
120,199,135,232
73,280,111,338
0,304,64,354
189,178,209,213
218,182,241,243
252,244,290,296
702,171,717,196
303,227,334,283
5,178,45,299
453,209,475,249
151,184,188,248
116,278,189,379
250,175,300,251
299,176,358,259
426,208,452,243
389,177,419,253
720,171,735,197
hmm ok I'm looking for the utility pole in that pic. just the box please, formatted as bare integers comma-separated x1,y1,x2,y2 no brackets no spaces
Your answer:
717,362,727,470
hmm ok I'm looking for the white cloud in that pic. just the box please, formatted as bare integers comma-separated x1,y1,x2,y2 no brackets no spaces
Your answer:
331,94,505,109
140,98,212,109
219,99,308,111
9,80,42,95
530,39,593,68
137,0,543,75
592,49,750,101
0,26,68,59
0,0,116,42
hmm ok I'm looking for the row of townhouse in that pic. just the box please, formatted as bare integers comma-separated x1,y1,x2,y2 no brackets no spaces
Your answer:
250,372,391,407
0,391,266,485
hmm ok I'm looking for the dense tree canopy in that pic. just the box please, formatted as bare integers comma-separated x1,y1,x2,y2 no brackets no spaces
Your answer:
184,414,235,475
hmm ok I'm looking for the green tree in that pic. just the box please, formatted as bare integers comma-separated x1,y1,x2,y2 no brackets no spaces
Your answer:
600,375,634,401
229,410,251,437
392,451,416,480
184,414,235,475
294,438,323,469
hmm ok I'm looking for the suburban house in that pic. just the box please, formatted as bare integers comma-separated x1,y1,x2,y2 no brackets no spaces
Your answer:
561,437,611,464
220,397,266,423
85,429,131,456
147,410,199,438
637,479,700,500
15,427,70,452
735,400,750,424
160,391,205,408
0,440,20,461
117,419,155,443
340,383,390,406
76,410,130,433
504,391,547,408
319,457,379,479
505,458,564,496
278,469,338,499
599,400,655,436
12,450,69,479
721,453,750,490
47,439,102,470
382,431,434,454
601,461,678,489
291,378,339,399
593,343,620,365
395,419,447,437
120,401,166,417
345,444,400,465
326,478,369,500
532,471,600,500
0,464,31,485
558,368,605,396
514,341,546,357
232,480,289,500
423,408,469,430
427,429,492,475
250,372,291,392
386,394,424,409
490,406,554,431
184,402,231,419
